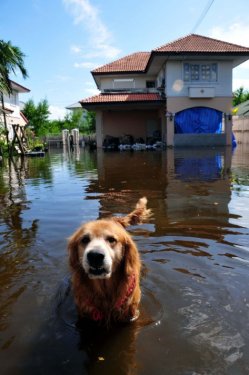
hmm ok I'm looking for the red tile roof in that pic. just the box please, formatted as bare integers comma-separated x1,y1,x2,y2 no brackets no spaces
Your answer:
92,52,151,74
91,34,249,76
154,33,249,53
80,93,163,105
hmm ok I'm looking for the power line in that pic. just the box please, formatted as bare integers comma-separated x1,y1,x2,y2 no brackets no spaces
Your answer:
191,0,215,34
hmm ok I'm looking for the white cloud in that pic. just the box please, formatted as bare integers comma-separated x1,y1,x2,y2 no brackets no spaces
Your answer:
209,23,249,69
71,45,82,53
85,88,100,96
49,105,68,120
64,0,121,60
74,61,99,69
233,78,249,91
85,81,95,86
209,23,249,48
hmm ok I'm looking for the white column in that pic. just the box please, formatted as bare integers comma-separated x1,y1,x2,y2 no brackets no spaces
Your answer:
95,111,103,148
225,115,232,146
166,116,174,147
159,108,166,144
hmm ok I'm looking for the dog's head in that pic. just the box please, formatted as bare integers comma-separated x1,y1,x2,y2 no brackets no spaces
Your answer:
68,219,138,279
68,197,151,280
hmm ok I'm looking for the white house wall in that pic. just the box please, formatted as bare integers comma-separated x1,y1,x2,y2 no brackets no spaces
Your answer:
1,90,26,141
3,91,20,116
100,75,157,91
165,61,232,97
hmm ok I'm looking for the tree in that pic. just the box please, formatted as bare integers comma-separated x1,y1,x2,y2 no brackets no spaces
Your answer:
0,40,28,148
0,40,28,95
233,86,249,106
82,111,96,134
63,110,83,132
63,110,95,134
22,99,50,136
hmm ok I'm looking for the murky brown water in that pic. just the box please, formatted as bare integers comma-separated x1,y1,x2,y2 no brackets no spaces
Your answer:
0,145,249,375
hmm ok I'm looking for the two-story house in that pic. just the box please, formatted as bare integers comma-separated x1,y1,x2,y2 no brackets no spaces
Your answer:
0,80,30,141
79,34,249,148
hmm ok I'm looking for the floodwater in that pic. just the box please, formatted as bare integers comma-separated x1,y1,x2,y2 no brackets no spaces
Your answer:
0,145,249,375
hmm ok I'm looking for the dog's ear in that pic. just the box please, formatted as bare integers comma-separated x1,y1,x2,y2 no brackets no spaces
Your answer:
123,237,141,276
68,234,80,270
114,197,151,228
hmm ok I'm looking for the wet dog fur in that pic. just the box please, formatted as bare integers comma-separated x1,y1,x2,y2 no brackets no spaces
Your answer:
68,197,151,324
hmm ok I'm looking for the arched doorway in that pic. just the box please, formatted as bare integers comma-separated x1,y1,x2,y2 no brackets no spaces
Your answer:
174,107,222,134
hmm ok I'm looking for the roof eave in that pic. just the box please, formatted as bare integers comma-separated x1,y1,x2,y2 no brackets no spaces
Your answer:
80,99,164,110
92,70,146,76
10,80,30,93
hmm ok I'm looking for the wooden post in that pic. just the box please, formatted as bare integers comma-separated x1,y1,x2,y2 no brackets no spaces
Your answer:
11,124,28,155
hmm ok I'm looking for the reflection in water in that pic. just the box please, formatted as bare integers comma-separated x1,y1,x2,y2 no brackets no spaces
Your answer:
0,158,39,333
175,152,223,181
0,146,249,374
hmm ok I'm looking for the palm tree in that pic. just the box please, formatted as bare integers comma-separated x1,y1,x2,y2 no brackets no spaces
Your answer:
0,40,28,148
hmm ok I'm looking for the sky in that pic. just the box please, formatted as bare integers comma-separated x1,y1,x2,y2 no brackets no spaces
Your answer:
1,0,249,119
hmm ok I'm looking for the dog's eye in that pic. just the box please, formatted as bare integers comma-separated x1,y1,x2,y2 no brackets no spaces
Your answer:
106,236,116,244
81,235,90,244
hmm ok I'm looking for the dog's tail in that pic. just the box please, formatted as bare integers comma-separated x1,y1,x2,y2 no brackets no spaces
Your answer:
114,197,152,227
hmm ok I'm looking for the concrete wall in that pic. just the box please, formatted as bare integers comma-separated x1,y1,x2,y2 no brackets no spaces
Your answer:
102,110,160,140
174,133,226,147
100,75,157,91
3,90,20,116
167,97,232,114
233,116,249,144
164,97,233,147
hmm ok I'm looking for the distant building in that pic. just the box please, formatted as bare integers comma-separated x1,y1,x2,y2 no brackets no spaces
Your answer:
79,34,249,148
66,101,87,121
66,102,82,111
0,80,30,140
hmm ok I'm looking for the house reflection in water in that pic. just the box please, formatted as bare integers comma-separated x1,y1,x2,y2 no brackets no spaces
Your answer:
87,147,233,242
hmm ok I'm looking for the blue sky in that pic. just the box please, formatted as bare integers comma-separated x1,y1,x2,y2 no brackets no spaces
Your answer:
1,0,249,119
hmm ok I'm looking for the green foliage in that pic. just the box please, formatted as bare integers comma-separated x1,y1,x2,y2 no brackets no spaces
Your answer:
233,87,249,106
0,39,28,95
22,99,50,136
23,99,96,138
0,39,28,152
81,111,96,134
67,109,83,131
46,119,64,134
63,109,93,133
25,129,45,151
0,123,8,154
43,109,96,135
0,139,9,156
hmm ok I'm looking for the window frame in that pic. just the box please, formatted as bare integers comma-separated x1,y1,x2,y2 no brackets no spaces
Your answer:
146,80,156,88
183,62,218,83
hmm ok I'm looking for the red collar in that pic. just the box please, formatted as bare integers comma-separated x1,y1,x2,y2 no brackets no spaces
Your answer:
86,273,136,322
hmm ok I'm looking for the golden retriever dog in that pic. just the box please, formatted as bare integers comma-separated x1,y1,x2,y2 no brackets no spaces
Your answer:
68,197,151,325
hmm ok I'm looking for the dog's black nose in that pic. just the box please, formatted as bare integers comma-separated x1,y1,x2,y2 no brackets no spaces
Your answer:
87,251,104,268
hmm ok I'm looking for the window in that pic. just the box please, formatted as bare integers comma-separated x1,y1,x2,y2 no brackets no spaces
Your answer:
113,79,134,90
146,81,156,88
183,63,217,82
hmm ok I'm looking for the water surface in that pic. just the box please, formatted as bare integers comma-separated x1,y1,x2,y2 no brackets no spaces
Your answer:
0,145,249,375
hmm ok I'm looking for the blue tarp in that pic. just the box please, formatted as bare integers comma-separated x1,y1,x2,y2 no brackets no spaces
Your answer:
175,107,222,134
175,155,222,181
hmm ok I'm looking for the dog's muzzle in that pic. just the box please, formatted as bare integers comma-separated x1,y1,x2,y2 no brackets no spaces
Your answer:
87,251,105,275
86,250,111,278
